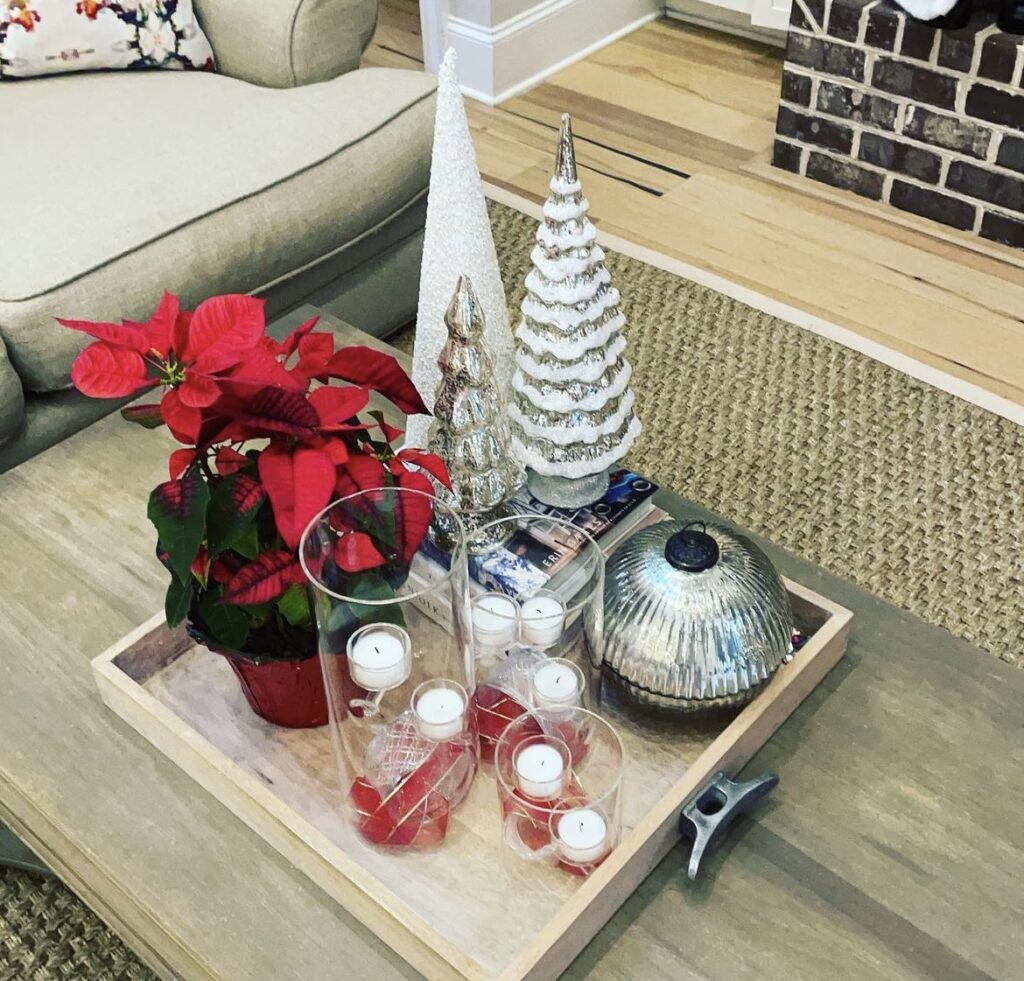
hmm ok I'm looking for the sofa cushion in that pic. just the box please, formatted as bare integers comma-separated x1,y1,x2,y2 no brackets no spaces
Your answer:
0,0,214,79
0,65,436,392
191,0,377,89
0,333,25,446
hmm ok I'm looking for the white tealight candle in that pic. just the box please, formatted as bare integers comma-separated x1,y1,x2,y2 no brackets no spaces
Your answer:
513,742,566,800
413,682,467,741
471,592,519,653
531,659,583,709
556,807,610,866
347,625,411,691
519,591,566,648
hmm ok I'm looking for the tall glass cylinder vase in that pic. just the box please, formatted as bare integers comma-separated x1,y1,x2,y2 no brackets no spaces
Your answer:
300,487,476,850
467,514,604,763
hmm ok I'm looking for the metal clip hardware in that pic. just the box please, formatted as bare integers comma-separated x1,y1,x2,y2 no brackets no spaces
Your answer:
678,771,779,880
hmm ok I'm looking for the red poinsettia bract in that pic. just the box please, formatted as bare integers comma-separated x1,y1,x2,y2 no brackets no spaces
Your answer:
61,292,450,653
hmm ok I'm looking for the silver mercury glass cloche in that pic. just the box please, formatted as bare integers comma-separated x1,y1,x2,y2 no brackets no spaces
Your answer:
601,520,794,712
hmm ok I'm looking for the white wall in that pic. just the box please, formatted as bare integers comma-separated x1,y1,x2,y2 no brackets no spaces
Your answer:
451,0,538,27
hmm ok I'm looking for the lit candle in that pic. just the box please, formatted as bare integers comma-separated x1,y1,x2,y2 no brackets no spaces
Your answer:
514,742,566,800
531,659,583,709
413,681,468,741
519,590,566,648
555,807,610,865
347,624,411,691
471,592,519,654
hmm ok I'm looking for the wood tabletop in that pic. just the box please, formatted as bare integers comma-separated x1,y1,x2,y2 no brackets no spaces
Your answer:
0,307,1020,981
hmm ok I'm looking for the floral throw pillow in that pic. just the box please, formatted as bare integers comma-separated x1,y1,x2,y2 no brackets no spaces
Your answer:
0,0,214,79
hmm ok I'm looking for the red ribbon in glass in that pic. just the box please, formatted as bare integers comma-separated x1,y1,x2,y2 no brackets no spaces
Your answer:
349,737,476,848
546,717,589,769
501,775,587,854
473,683,537,763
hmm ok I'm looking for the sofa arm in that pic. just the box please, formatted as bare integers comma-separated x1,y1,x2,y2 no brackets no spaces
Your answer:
192,0,378,88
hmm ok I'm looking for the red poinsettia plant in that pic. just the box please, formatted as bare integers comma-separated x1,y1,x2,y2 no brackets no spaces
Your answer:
61,293,449,660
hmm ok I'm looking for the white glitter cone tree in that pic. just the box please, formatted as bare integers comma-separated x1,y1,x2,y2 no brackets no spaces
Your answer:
407,47,516,451
428,275,520,546
509,114,641,508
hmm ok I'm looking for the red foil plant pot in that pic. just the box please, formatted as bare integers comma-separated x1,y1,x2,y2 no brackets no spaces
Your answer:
494,707,625,879
221,649,329,728
301,488,479,850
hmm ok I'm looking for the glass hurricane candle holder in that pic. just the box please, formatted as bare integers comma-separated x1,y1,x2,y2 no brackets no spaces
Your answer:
468,514,604,763
300,486,477,850
494,707,624,879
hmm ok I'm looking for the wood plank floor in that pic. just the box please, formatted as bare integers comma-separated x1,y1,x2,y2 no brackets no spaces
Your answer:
364,2,1024,408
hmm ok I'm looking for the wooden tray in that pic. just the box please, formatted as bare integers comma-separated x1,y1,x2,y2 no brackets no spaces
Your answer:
93,579,851,981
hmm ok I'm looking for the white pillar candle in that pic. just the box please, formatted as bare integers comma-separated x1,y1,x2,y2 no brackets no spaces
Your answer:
471,592,519,653
519,590,566,648
555,807,610,865
531,659,583,709
347,624,412,691
513,742,566,800
413,682,467,741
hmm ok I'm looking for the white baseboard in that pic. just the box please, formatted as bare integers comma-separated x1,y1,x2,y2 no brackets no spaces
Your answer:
448,0,661,105
664,0,786,45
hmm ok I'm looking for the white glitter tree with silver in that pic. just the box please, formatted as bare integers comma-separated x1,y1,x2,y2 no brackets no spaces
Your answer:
428,274,520,547
509,114,641,508
407,47,515,450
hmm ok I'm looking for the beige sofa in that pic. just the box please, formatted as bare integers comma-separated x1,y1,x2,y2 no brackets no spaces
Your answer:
0,0,436,472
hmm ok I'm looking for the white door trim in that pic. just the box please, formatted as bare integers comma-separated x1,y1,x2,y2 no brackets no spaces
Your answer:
419,0,451,72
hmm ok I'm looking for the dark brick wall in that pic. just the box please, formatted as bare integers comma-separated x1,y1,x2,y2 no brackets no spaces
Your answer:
772,0,1024,249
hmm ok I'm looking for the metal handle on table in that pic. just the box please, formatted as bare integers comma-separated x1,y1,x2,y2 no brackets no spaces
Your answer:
678,771,779,881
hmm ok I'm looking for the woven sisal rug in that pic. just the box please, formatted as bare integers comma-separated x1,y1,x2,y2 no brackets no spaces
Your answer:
3,193,1021,981
0,869,152,980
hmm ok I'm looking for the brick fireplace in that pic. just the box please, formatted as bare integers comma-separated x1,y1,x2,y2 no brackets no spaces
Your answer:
772,0,1024,248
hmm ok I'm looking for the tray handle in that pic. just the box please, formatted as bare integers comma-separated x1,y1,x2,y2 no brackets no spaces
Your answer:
678,771,779,880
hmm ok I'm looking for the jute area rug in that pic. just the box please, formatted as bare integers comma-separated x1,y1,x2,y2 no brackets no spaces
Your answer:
404,198,1024,671
0,870,151,980
3,195,1021,981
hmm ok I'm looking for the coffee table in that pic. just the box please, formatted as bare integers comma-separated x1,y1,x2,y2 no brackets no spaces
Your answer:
0,307,1020,980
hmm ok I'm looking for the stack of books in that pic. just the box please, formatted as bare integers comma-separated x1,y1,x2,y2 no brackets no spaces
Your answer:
408,470,667,629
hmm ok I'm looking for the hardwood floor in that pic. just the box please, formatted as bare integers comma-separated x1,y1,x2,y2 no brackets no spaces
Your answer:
364,3,1024,409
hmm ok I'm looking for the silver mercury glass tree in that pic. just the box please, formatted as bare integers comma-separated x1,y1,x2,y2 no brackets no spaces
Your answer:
428,274,522,547
508,113,641,508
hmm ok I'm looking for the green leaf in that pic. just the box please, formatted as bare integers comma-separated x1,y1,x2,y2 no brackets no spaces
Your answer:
148,472,209,584
165,574,192,628
206,473,267,557
242,599,276,618
198,590,250,650
325,572,405,632
232,520,261,560
121,403,166,429
351,501,398,554
277,584,311,627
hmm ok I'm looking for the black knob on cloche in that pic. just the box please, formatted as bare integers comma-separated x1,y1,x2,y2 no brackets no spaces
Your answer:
664,522,720,572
